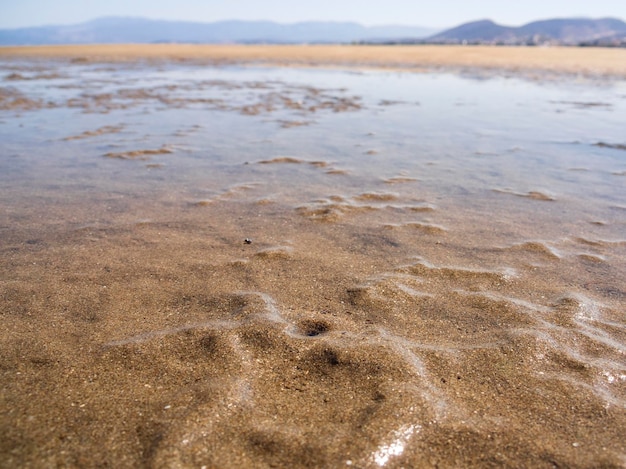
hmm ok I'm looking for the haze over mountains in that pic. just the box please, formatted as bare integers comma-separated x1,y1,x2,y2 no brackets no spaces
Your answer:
0,17,437,45
0,16,625,46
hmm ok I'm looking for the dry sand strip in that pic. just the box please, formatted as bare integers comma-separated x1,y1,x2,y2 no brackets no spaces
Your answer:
2,44,626,78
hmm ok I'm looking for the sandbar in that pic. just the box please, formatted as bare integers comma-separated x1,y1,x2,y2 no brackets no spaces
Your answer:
1,44,626,78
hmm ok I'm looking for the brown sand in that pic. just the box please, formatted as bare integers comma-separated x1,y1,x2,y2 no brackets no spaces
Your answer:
2,44,626,78
2,191,625,468
1,50,626,468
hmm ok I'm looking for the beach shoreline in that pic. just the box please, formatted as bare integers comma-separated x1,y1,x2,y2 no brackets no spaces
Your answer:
2,44,626,79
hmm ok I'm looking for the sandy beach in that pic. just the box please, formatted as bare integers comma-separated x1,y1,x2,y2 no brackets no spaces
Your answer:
2,44,626,78
1,47,625,468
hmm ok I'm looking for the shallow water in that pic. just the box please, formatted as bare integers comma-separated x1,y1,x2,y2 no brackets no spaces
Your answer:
1,60,625,468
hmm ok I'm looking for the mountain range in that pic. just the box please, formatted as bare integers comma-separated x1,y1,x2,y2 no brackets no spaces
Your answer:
0,17,437,45
426,18,626,45
0,17,625,46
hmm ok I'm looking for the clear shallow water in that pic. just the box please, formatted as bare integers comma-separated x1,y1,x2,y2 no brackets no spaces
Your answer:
2,63,625,204
2,63,625,257
1,60,625,468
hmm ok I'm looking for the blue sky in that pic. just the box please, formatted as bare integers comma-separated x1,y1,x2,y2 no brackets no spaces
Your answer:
0,0,624,29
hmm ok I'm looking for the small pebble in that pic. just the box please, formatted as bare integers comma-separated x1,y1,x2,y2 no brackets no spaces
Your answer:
244,238,252,244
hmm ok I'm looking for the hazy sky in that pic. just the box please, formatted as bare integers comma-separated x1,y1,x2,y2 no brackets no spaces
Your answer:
1,0,625,29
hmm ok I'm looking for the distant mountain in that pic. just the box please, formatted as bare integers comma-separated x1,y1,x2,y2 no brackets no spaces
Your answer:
426,18,626,45
0,17,438,45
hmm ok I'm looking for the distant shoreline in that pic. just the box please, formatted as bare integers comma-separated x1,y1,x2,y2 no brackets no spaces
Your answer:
2,44,626,79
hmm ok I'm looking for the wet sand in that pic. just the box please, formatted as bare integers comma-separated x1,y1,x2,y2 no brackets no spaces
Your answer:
1,53,626,468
